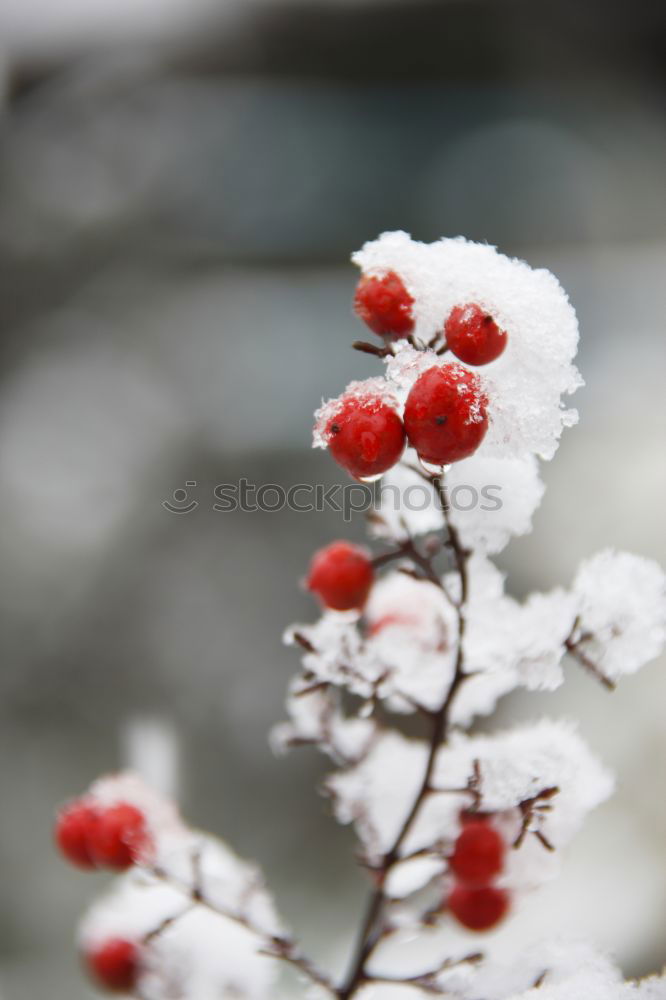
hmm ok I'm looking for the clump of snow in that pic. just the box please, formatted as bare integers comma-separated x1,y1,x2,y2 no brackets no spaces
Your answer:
270,678,377,765
447,453,545,554
278,555,582,730
354,232,582,461
511,588,578,691
572,550,666,681
79,831,281,1000
325,719,612,893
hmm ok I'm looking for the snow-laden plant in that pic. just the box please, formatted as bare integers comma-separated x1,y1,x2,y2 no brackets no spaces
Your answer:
55,232,666,999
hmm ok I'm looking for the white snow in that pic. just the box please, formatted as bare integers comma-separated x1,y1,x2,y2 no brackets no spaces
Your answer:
354,232,582,461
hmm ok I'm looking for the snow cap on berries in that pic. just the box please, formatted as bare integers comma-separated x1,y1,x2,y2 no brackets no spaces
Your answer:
354,232,582,461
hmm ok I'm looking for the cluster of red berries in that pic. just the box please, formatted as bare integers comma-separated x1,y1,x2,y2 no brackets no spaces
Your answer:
323,364,487,478
55,798,150,991
323,270,501,479
55,797,151,870
354,270,507,366
446,815,509,932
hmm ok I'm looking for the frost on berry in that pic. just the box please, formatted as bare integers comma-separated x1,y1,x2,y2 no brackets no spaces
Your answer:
403,363,489,466
306,540,374,611
313,378,405,480
354,270,415,339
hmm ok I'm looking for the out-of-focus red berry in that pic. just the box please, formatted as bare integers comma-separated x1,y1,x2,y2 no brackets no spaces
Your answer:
84,938,141,992
307,541,374,611
403,363,488,465
445,303,507,366
366,612,419,635
88,803,150,870
450,821,505,887
354,271,415,340
325,396,405,479
448,885,510,931
54,800,99,869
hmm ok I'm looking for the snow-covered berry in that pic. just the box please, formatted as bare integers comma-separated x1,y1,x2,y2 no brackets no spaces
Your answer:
84,938,141,993
307,541,374,612
54,800,99,869
449,820,505,887
403,363,488,465
445,303,507,366
88,803,150,870
447,885,510,931
324,393,405,480
354,271,415,339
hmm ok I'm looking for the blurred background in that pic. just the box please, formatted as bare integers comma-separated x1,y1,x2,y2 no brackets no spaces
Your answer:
0,1,665,996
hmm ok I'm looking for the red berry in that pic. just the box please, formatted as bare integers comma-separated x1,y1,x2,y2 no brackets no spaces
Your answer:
445,303,507,366
88,803,150,870
354,271,415,340
84,938,141,992
307,541,374,611
450,821,505,887
325,395,405,480
403,363,487,466
448,885,510,931
54,800,99,869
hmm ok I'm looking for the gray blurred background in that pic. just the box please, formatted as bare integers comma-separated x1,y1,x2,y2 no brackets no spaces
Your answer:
0,1,665,996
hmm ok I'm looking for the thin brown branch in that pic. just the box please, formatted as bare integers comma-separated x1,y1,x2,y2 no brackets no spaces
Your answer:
564,617,615,691
363,951,483,994
148,862,337,996
565,638,616,691
352,341,395,358
339,469,471,1000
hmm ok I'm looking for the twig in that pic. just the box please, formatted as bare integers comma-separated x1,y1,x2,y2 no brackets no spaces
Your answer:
352,341,395,358
565,640,615,691
148,861,337,996
564,618,615,691
364,951,483,994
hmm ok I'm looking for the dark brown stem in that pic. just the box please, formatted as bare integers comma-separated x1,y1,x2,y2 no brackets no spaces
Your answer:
371,537,455,606
352,340,394,358
339,470,470,999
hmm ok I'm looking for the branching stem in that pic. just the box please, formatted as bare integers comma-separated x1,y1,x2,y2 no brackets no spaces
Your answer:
339,470,471,999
